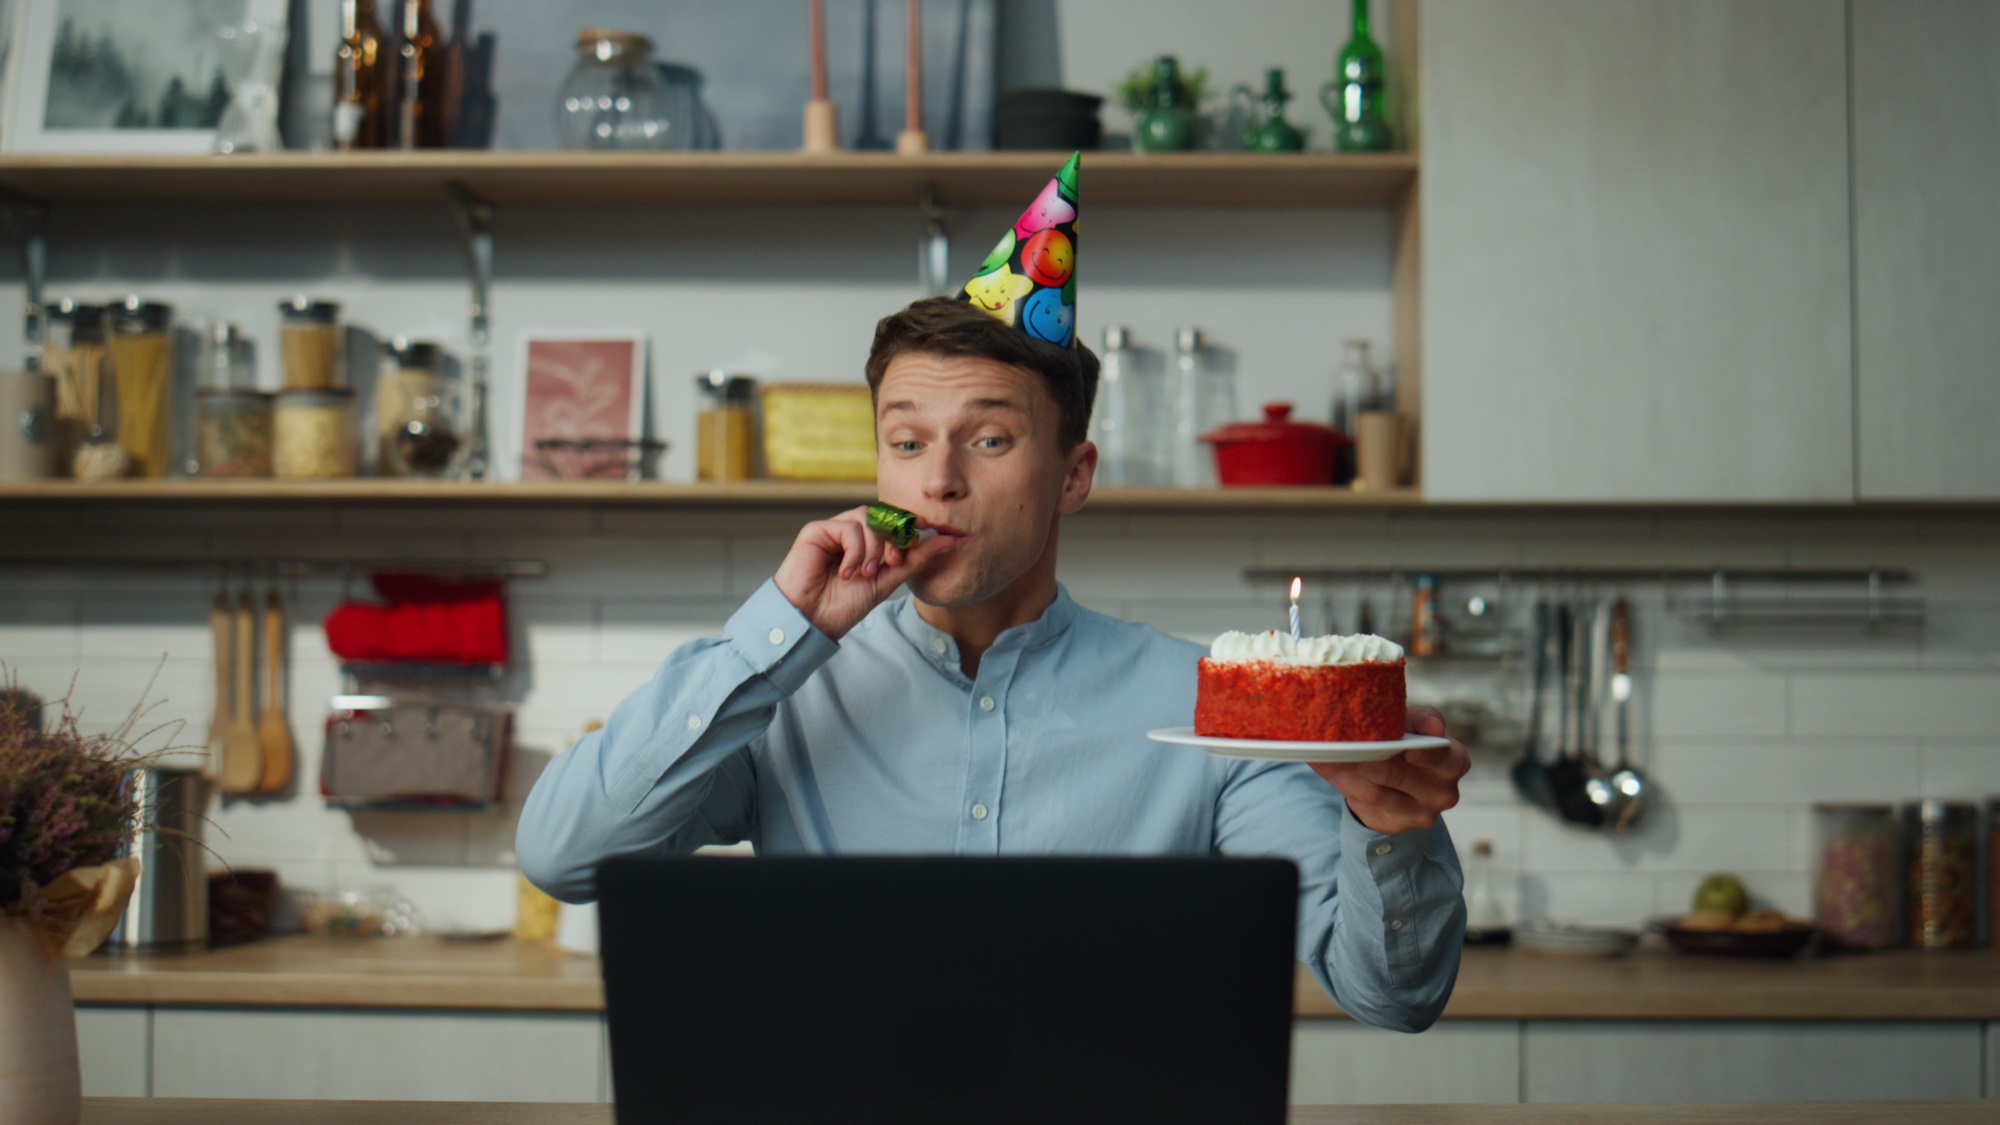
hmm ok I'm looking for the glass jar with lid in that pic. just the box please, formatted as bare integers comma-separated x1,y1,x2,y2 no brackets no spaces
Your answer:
376,338,460,477
694,370,758,482
1903,799,1978,949
279,297,343,391
557,30,675,150
108,297,176,478
274,389,359,479
1812,802,1900,949
41,299,107,473
195,390,274,478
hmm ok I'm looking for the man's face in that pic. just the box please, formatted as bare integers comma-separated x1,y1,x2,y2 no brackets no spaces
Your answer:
875,351,1092,609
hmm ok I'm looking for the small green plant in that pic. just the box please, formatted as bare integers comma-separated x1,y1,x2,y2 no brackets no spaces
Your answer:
1117,59,1211,112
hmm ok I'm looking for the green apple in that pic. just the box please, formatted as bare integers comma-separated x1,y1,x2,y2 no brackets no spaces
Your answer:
1692,873,1749,917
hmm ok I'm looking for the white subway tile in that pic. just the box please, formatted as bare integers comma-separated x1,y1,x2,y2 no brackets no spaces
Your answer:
0,598,78,663
1791,671,2000,739
1919,741,2000,799
1517,873,1658,927
470,534,728,598
1646,671,1789,738
1523,802,1791,875
1649,740,1922,805
595,598,734,664
513,597,598,663
726,536,793,596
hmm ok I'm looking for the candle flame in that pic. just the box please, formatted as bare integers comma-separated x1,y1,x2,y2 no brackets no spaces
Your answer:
1289,576,1302,602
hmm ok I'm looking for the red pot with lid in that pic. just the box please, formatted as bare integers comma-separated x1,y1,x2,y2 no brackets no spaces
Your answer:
1199,403,1347,486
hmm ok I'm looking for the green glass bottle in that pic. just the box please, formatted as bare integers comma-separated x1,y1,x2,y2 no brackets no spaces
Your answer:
1133,55,1194,153
1320,0,1392,152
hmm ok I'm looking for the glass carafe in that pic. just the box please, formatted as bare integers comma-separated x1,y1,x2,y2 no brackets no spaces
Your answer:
558,30,675,150
214,17,284,154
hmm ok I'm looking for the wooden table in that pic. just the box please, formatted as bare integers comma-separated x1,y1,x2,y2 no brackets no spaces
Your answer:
69,934,2000,1019
74,1099,2000,1123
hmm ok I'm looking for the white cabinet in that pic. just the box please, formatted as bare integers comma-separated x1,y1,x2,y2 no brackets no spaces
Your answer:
75,1006,149,1097
1523,1021,1983,1102
148,1008,606,1102
1290,1018,1519,1103
1851,0,2000,499
1419,0,1854,502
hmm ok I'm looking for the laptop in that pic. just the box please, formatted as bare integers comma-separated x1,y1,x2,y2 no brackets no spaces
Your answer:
598,856,1299,1124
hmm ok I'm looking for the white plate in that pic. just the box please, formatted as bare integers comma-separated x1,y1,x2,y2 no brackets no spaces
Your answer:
1146,728,1451,763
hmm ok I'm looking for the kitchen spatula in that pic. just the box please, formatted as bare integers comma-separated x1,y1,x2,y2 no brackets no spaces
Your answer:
222,591,264,795
256,588,294,793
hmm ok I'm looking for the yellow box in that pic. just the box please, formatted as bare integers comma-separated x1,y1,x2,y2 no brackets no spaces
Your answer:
759,383,877,481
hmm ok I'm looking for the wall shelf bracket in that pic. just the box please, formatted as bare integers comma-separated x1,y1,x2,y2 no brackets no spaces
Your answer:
0,186,50,371
446,181,495,480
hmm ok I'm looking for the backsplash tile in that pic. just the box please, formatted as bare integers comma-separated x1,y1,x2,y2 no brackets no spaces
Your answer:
3,506,1996,934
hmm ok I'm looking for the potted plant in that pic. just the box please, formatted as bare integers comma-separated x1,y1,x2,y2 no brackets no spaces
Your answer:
1117,55,1210,153
1,686,149,1125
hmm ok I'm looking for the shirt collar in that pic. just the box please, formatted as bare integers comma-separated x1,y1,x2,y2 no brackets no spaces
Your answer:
894,583,1080,666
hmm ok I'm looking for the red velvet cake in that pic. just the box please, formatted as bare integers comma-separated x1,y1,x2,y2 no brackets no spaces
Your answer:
1194,630,1406,742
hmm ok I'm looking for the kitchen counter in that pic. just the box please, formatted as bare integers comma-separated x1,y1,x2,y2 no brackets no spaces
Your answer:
69,935,2000,1020
75,1099,2000,1124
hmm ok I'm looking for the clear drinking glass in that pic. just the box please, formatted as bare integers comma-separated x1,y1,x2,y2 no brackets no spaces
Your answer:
214,18,285,154
1170,327,1236,488
557,31,675,151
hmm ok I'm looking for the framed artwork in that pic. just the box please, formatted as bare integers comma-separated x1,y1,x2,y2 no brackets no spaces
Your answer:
517,336,649,482
2,0,285,154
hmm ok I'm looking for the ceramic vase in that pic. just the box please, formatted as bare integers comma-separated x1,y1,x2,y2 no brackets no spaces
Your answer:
0,915,82,1125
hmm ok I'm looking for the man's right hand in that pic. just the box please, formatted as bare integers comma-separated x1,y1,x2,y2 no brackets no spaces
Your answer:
773,506,957,642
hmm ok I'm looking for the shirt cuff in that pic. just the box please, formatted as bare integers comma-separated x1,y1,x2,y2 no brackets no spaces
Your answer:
723,579,840,695
1340,805,1445,884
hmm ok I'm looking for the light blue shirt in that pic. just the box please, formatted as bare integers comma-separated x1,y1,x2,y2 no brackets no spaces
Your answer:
518,580,1465,1032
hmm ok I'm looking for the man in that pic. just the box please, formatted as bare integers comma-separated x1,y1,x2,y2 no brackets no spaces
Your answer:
517,155,1469,1033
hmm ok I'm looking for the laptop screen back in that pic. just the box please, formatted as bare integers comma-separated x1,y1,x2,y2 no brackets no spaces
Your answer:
599,856,1299,1125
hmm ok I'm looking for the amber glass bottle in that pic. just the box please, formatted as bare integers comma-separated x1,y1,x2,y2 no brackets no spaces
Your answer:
396,0,447,149
334,0,387,149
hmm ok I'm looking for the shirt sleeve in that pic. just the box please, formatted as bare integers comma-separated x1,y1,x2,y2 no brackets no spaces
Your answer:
1211,760,1466,1033
515,580,839,902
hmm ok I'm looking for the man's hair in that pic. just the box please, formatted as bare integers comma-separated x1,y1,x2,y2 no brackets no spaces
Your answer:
864,297,1100,452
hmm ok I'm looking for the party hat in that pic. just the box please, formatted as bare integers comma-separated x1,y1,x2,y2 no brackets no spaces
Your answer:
958,152,1079,348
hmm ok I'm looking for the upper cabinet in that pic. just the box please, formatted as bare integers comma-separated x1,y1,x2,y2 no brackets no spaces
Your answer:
1417,0,1854,502
1852,1,2000,500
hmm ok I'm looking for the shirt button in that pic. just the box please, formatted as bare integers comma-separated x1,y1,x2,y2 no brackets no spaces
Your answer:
687,715,703,731
768,628,786,645
1389,919,1405,932
932,638,949,655
1374,843,1392,857
979,696,995,712
971,803,989,821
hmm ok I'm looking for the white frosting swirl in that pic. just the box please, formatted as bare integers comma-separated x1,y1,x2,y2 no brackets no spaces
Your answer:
1208,629,1405,665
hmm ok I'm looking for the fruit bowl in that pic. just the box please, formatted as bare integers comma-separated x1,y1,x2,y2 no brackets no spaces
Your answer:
1655,916,1819,959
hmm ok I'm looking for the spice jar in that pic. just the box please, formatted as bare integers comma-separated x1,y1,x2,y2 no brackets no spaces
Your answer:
274,389,359,478
279,297,342,391
195,389,274,478
695,370,758,481
1903,799,1978,949
108,297,176,478
1813,802,1900,949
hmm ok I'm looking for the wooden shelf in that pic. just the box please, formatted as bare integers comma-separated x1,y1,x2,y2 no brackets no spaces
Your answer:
0,151,1419,208
0,478,1422,510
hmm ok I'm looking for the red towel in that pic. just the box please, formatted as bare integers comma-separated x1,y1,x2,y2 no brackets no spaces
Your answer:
323,572,510,665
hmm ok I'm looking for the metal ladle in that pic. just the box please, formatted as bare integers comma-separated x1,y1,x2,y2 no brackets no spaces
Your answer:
1600,596,1649,831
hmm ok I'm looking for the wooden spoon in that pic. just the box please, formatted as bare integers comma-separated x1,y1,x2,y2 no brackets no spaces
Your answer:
222,591,264,795
257,589,294,793
205,592,233,783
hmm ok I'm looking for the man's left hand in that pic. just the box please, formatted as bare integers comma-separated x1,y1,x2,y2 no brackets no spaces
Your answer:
1310,705,1469,835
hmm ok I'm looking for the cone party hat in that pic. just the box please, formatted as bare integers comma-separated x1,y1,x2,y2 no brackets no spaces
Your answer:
957,152,1079,348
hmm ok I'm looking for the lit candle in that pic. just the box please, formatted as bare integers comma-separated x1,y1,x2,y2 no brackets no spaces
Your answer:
1289,576,1302,643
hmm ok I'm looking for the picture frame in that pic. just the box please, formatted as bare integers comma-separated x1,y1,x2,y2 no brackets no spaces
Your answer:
517,335,650,482
1,0,287,154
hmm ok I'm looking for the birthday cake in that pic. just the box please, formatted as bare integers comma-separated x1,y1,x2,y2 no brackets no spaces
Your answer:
1194,631,1406,742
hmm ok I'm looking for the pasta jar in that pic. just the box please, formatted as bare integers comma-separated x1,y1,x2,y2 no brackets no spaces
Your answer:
1812,802,1899,949
108,297,176,478
274,389,359,478
279,297,343,391
694,370,758,481
194,389,274,478
1903,799,1978,950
